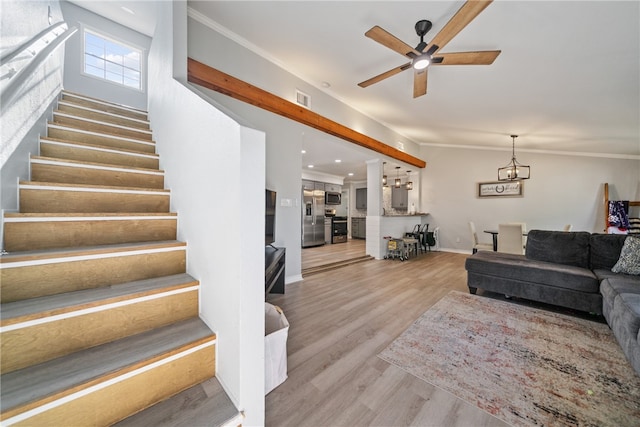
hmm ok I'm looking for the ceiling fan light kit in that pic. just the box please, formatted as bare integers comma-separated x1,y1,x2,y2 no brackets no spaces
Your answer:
412,53,431,70
358,0,500,98
498,135,530,181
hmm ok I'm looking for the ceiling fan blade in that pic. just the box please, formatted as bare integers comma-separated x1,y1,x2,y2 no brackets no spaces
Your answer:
426,0,493,54
365,25,421,58
358,63,412,88
433,50,501,65
413,68,428,98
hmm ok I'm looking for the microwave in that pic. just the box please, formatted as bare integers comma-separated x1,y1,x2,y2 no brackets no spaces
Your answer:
325,191,341,205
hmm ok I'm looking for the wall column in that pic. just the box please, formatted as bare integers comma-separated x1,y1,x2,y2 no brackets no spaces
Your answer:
365,159,383,259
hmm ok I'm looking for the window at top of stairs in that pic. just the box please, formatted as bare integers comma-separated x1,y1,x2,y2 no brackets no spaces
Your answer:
83,27,142,90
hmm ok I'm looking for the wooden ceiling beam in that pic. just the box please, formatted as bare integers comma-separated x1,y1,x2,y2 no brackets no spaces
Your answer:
187,58,426,169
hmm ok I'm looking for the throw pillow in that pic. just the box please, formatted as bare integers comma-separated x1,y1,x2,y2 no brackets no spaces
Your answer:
611,236,640,275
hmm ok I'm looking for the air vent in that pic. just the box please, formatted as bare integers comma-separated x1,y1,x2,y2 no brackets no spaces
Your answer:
296,90,311,109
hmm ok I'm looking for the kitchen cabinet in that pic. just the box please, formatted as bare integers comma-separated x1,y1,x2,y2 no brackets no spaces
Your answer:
355,188,367,210
352,217,366,239
392,185,409,210
325,183,341,193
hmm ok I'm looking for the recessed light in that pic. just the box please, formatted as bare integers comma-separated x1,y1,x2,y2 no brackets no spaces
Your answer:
335,159,341,163
321,81,331,88
308,165,314,168
348,172,354,176
301,150,306,154
121,6,135,15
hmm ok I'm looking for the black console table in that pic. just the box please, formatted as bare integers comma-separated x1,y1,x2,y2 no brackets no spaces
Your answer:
265,246,285,294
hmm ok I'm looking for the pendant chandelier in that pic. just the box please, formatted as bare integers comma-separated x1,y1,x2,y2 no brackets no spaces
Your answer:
382,161,387,186
394,167,401,188
498,135,530,181
406,171,413,190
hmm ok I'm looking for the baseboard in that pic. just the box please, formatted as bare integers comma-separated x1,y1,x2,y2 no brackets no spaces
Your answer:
285,274,303,285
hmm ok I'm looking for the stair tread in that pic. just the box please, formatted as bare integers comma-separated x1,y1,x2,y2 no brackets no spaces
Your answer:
57,101,150,126
48,122,156,145
61,90,148,115
114,377,240,427
0,240,185,264
31,155,164,174
0,317,215,413
19,180,170,193
1,273,197,324
53,111,153,135
40,137,159,158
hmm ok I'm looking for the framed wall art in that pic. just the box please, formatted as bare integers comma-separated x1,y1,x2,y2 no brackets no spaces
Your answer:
478,181,524,198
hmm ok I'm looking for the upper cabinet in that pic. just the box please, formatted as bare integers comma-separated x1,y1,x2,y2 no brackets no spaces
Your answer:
391,185,408,210
355,188,367,210
325,183,341,193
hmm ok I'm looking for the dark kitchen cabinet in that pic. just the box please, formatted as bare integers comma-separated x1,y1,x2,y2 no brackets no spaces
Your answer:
392,185,409,209
352,217,366,239
355,188,367,210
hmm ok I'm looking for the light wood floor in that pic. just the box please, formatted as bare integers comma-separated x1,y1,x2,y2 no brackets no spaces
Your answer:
266,250,509,427
301,238,367,270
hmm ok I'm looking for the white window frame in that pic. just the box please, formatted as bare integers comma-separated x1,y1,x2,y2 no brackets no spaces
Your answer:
81,25,144,92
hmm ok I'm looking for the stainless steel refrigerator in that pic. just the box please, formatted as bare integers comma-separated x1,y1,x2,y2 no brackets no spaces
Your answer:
302,180,325,247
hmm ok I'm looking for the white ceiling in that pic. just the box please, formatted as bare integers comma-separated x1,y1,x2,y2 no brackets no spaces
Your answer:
69,1,640,182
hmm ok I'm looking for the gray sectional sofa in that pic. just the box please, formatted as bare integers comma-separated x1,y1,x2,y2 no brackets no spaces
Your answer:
465,230,640,375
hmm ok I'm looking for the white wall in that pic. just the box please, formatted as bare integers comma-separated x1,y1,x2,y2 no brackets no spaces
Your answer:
1,0,65,249
60,0,150,110
148,2,264,425
420,144,640,252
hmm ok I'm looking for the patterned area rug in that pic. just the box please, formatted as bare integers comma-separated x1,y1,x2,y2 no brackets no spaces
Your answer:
379,291,640,426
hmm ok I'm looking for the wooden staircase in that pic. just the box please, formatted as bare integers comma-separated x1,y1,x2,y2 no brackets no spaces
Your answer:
0,91,231,425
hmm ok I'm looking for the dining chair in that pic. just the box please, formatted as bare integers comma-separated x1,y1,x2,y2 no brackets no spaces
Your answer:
498,223,525,254
509,222,527,250
563,224,573,231
469,221,493,254
417,223,429,253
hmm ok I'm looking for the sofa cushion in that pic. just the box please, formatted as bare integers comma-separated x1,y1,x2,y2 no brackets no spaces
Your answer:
600,276,640,313
615,293,640,346
466,251,599,293
612,236,640,275
525,230,591,268
590,233,627,270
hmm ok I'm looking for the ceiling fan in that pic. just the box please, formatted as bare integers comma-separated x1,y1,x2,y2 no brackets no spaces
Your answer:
358,0,501,98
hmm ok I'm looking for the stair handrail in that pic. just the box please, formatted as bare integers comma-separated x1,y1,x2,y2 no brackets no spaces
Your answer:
0,21,68,65
1,21,77,109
